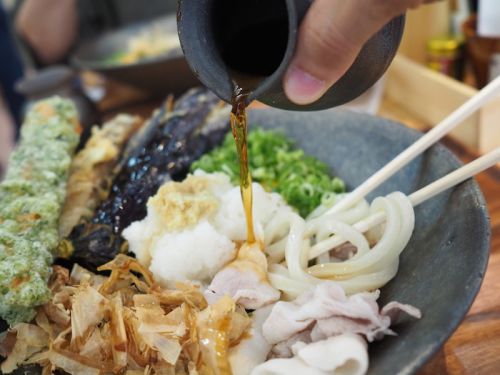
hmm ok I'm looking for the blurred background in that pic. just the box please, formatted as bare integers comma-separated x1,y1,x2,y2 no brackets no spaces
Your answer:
0,0,499,176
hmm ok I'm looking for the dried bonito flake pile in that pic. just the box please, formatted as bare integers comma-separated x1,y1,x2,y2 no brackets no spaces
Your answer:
0,255,250,374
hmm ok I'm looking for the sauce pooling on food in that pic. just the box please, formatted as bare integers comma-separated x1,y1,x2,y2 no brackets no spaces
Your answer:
230,86,256,244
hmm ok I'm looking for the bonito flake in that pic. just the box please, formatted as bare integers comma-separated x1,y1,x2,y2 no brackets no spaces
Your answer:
0,255,250,374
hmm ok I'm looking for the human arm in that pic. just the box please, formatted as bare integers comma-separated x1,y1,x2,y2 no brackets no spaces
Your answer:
15,0,78,65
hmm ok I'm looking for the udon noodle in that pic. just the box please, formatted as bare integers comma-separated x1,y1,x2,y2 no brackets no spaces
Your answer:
263,192,415,298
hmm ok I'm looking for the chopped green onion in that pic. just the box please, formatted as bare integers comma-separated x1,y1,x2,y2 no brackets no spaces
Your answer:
191,128,346,217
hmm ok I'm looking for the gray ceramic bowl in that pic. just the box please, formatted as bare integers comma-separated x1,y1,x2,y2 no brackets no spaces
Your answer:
71,15,199,95
249,108,490,375
0,110,490,375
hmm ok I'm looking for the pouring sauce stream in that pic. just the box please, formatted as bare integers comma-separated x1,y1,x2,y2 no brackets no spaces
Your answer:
230,86,255,244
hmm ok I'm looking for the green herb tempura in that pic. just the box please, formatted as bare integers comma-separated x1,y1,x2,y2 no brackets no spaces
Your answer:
0,97,80,325
191,128,345,217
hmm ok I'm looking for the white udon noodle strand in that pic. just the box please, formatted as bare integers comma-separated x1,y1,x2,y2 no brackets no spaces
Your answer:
263,192,415,298
263,198,370,265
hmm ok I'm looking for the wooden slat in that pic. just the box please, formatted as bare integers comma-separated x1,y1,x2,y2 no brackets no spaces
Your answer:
398,1,450,64
479,99,500,154
386,55,481,150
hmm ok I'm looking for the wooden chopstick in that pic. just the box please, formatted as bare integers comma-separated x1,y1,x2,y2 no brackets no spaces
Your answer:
308,147,500,260
325,75,500,216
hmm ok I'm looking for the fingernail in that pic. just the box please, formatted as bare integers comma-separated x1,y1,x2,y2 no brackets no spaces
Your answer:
284,66,326,105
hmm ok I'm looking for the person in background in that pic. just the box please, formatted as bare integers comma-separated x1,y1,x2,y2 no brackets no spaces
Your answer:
0,2,24,177
15,0,177,67
0,2,24,136
0,95,15,179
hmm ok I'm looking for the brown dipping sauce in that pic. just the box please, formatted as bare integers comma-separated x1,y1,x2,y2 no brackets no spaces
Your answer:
230,85,256,244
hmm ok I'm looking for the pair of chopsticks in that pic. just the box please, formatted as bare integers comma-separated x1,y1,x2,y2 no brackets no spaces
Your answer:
309,76,500,260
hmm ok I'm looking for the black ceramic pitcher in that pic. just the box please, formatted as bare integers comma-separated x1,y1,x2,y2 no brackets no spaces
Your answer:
177,0,405,111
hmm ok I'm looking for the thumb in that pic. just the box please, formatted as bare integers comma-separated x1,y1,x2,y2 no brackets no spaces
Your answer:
284,0,407,105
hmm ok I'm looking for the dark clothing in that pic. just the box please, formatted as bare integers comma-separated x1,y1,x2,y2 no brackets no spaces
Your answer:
0,4,24,138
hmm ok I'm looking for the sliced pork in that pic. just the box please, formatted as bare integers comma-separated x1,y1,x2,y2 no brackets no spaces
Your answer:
229,305,274,375
252,334,368,375
263,282,420,350
206,243,280,310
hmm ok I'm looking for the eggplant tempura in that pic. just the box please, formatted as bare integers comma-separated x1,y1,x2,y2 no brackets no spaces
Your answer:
66,88,230,271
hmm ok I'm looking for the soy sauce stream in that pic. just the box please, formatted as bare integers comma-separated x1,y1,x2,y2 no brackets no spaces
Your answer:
230,86,256,244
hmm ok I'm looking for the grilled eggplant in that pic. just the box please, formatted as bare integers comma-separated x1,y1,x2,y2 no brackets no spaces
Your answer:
67,88,230,271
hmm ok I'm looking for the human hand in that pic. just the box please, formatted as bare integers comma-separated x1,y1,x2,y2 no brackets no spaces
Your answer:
284,0,436,105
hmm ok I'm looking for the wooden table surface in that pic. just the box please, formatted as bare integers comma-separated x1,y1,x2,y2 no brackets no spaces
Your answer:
419,156,500,375
97,82,500,375
380,99,500,375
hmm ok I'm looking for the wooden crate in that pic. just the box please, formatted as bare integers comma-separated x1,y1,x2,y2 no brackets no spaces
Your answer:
385,54,500,154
